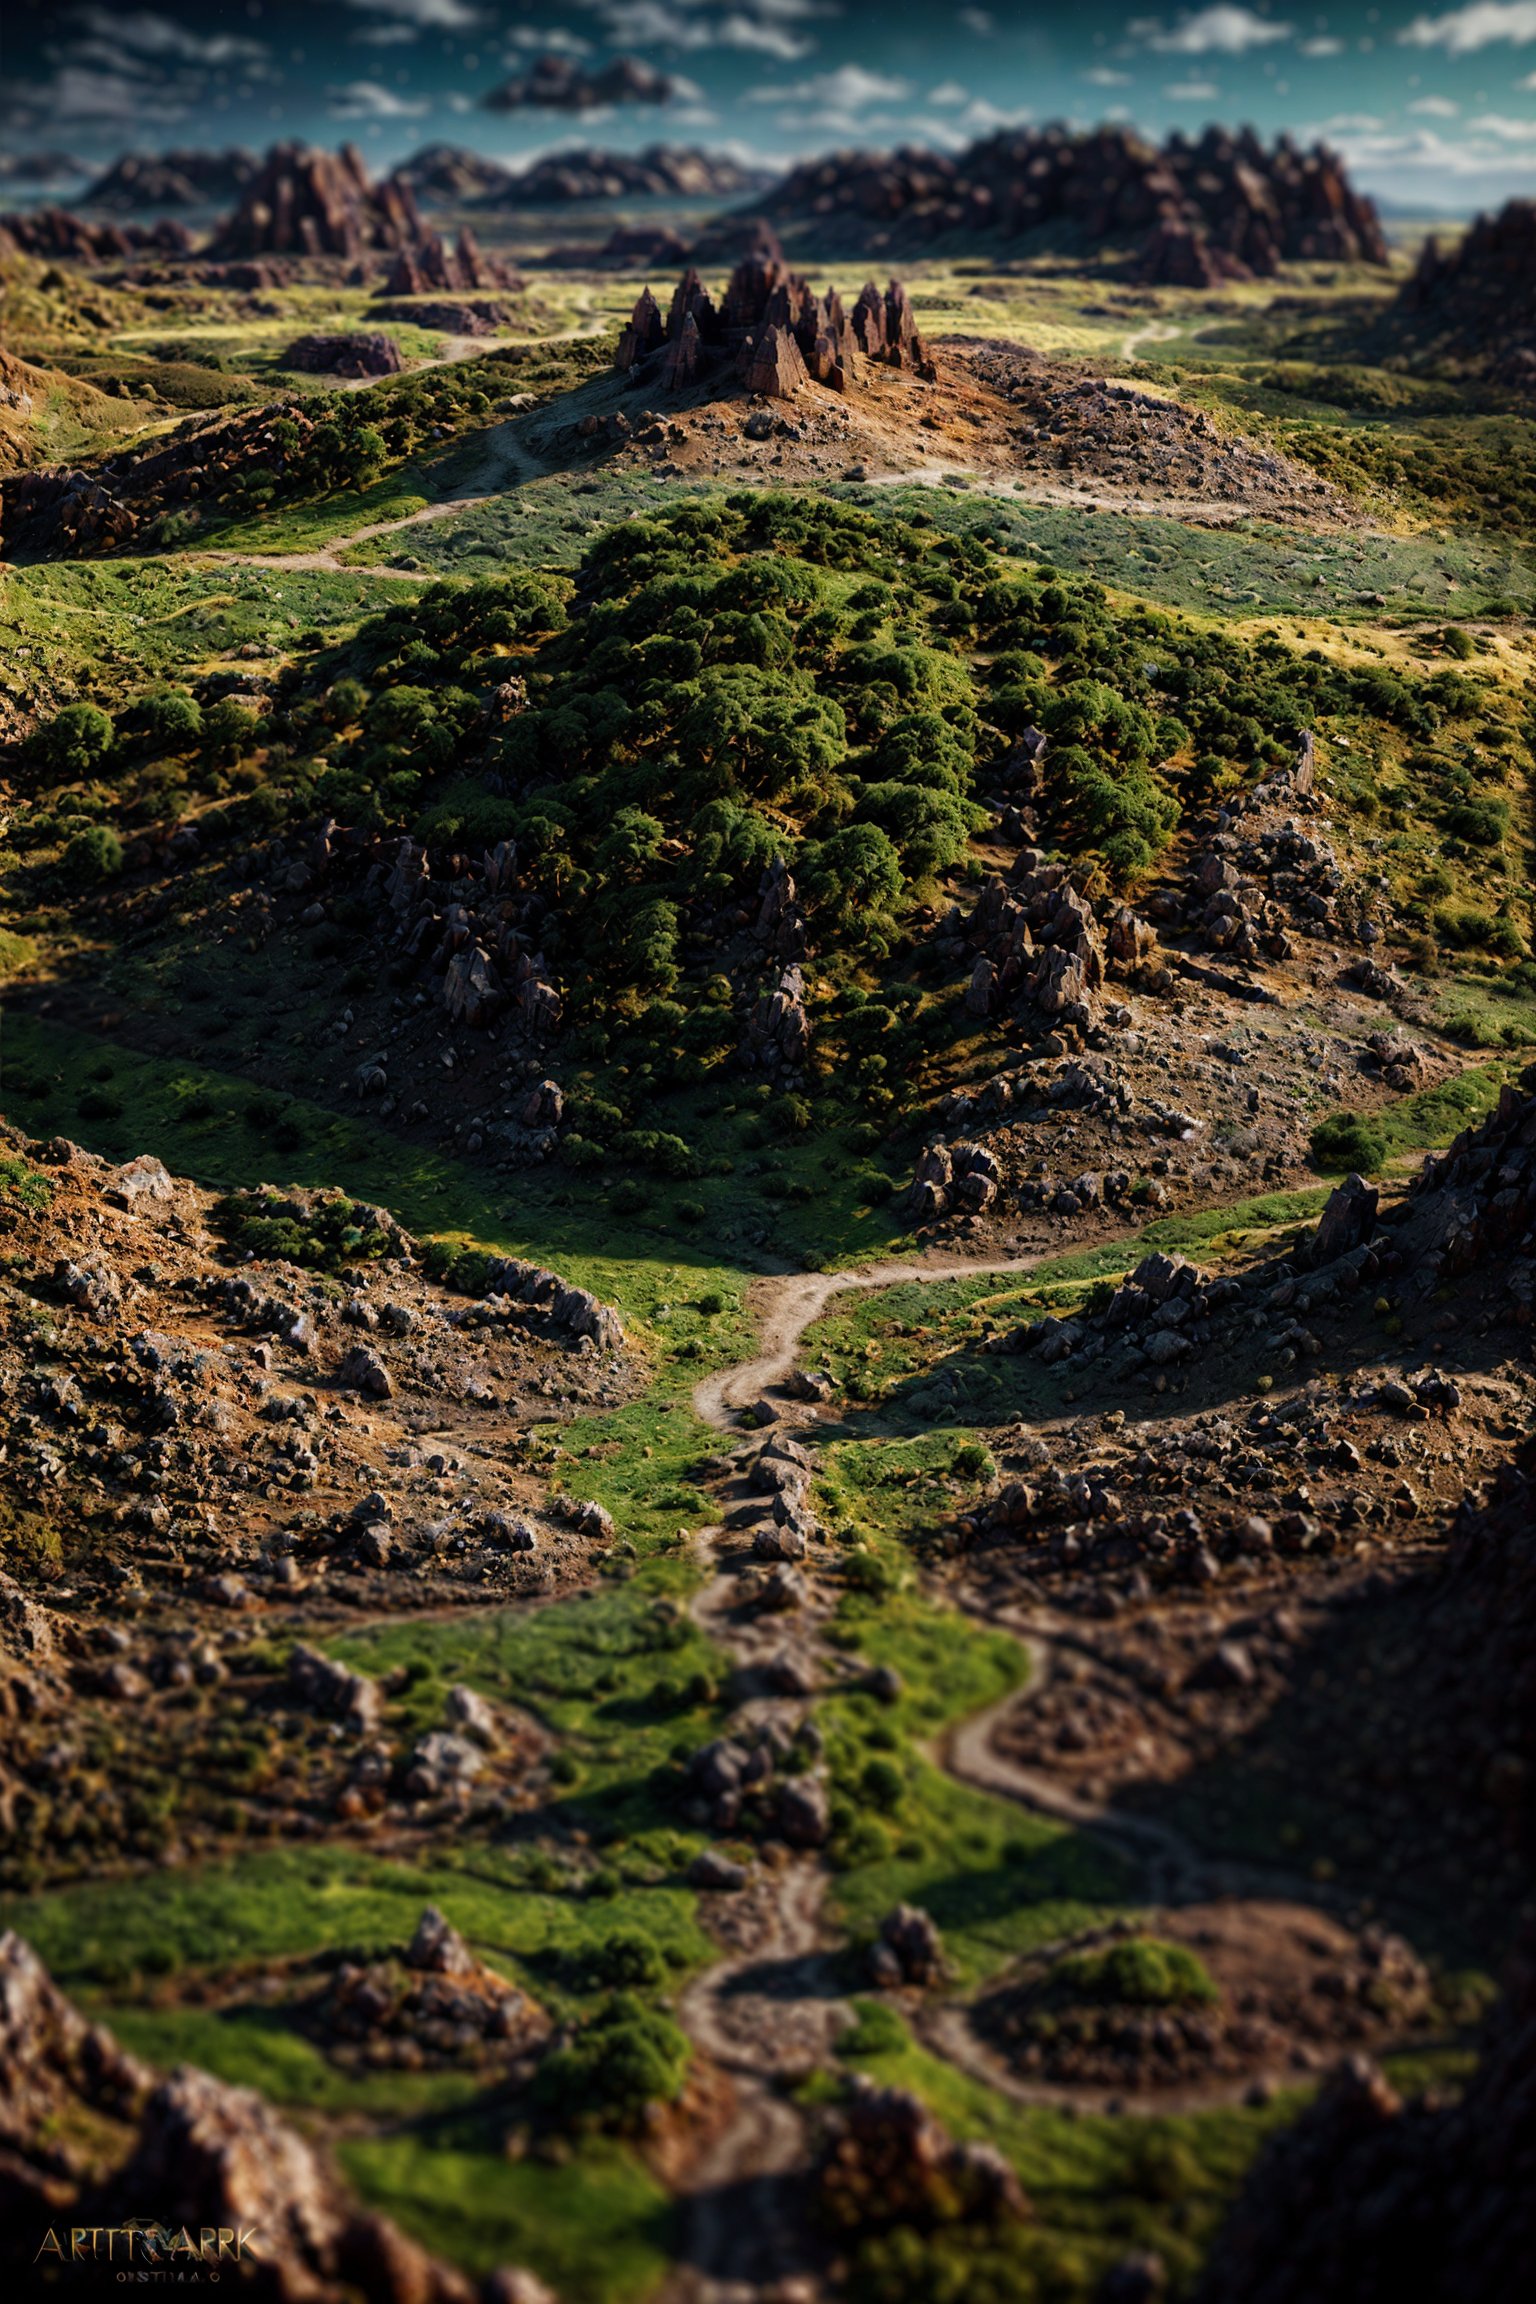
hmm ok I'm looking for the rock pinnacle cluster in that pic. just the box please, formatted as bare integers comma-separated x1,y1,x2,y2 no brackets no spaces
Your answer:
614,232,934,400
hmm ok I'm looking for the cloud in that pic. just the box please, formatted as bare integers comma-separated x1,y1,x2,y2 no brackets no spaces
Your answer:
327,78,433,118
1084,65,1133,84
927,80,969,105
1399,3,1536,51
1164,77,1222,95
342,0,481,28
1467,108,1536,133
1322,120,1536,179
74,7,268,65
352,23,420,44
505,29,595,56
572,0,822,58
959,7,995,31
1297,33,1343,55
747,63,910,108
1409,94,1461,112
483,53,677,111
1131,7,1293,55
1323,111,1384,130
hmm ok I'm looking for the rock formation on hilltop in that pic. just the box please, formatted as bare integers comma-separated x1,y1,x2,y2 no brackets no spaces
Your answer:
83,149,259,210
480,144,771,205
760,123,1387,284
383,225,522,296
1395,199,1536,390
209,142,425,262
614,231,933,402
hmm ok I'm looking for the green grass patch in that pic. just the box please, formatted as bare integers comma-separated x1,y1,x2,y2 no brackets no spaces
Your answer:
340,2133,672,2304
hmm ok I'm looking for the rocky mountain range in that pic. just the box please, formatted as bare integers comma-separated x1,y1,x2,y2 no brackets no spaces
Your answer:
758,123,1388,284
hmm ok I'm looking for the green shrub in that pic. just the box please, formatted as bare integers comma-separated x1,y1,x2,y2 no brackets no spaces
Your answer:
534,1990,689,2129
34,702,114,779
1047,1935,1218,2009
1310,1111,1388,1174
58,825,123,886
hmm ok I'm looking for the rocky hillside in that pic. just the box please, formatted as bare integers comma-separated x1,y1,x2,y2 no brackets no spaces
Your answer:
0,206,192,263
758,124,1388,283
1394,198,1536,391
0,1928,552,2301
209,142,426,263
482,143,772,205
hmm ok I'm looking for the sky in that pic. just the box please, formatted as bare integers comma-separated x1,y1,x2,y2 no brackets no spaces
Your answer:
6,1,1536,212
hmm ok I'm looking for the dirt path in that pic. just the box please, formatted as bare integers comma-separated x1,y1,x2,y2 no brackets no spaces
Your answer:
665,1527,848,2302
690,1248,1089,1428
193,415,548,575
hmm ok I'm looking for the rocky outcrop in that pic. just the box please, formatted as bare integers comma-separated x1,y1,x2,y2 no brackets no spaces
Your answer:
210,142,425,261
760,124,1387,280
746,966,811,1072
1395,199,1536,386
282,331,403,378
382,226,522,296
907,1139,1000,1224
480,1258,625,1354
818,2075,1030,2234
0,396,322,560
943,857,1108,1038
1197,1918,1536,2303
0,206,192,263
613,229,932,402
0,1932,549,2301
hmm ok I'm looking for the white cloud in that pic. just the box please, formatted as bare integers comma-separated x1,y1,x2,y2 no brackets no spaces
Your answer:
1468,108,1536,133
959,7,996,31
574,0,819,58
353,24,419,44
1323,111,1384,130
1132,7,1292,54
342,0,481,27
747,63,910,109
505,29,595,56
327,77,433,118
1084,65,1133,84
1523,67,1536,81
1164,76,1222,95
74,8,268,65
1409,94,1462,112
928,80,969,105
1297,33,1344,54
1399,3,1536,52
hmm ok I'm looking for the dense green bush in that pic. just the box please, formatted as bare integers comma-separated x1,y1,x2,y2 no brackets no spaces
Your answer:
534,1989,689,2129
1310,1111,1389,1175
58,825,123,886
1045,1936,1218,2009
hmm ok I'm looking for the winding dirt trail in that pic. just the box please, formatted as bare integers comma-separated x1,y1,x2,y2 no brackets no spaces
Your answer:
193,419,547,576
680,1239,1393,2134
665,1526,849,2303
690,1248,1083,1428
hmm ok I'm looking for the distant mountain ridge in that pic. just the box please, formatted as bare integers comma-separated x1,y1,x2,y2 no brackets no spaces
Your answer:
757,123,1387,283
83,150,259,211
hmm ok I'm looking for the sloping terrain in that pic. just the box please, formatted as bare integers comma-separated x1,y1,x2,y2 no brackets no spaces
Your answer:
0,210,1532,2304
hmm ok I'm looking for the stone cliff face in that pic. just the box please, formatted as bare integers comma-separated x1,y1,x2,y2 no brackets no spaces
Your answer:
759,124,1387,283
1397,199,1536,388
614,230,933,401
209,142,426,262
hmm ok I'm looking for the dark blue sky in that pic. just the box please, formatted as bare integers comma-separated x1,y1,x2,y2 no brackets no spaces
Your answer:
6,2,1536,209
